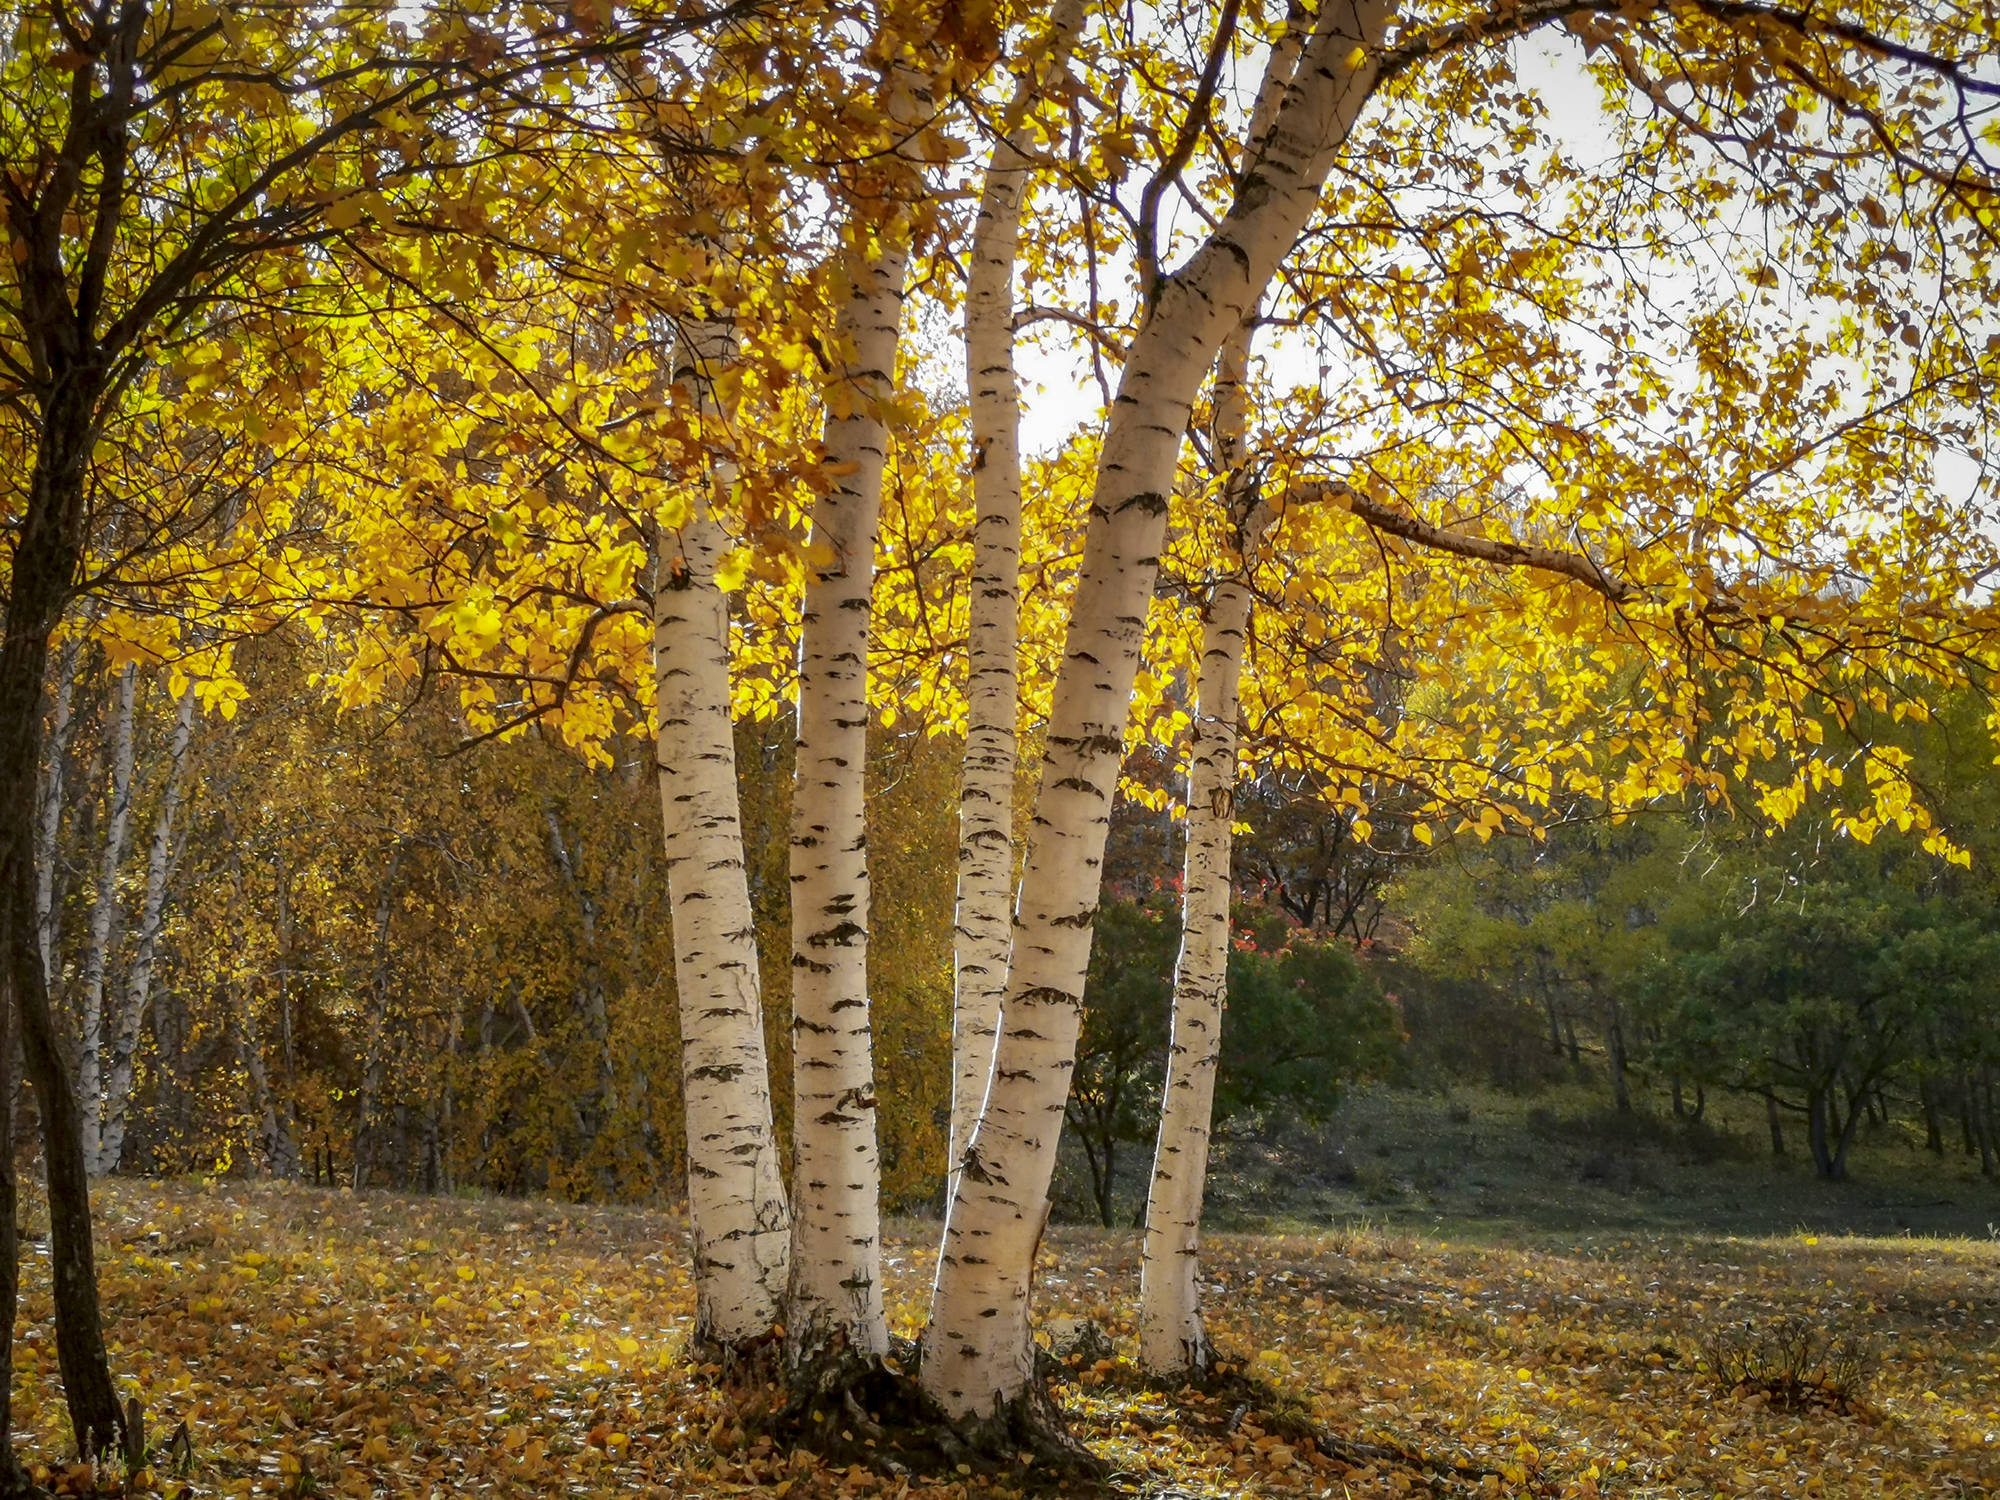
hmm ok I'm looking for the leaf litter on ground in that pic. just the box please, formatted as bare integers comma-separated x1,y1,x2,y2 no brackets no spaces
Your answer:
6,1182,1997,1498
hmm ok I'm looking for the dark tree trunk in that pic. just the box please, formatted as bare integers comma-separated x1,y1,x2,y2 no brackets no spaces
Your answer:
3,390,128,1463
1691,1084,1706,1123
0,965,20,1483
1831,1084,1868,1181
1979,1071,1997,1179
1098,1135,1117,1229
1765,1090,1784,1157
1602,992,1631,1115
1806,1085,1842,1180
1920,1077,1943,1154
1670,1076,1684,1118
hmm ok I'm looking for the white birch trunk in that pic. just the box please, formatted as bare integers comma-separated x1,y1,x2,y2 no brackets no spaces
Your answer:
1139,16,1302,1374
96,680,196,1177
35,633,82,979
77,663,137,1171
922,1,1394,1421
1137,510,1272,1372
654,314,791,1350
951,0,1087,1190
784,218,909,1365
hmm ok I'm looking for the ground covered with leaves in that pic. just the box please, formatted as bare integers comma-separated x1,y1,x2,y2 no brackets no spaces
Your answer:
10,1181,1997,1497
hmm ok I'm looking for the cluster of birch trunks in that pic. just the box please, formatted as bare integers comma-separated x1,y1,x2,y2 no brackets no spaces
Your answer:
653,0,1401,1415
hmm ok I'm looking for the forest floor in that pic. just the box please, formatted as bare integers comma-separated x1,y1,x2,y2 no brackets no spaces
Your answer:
7,1174,1997,1499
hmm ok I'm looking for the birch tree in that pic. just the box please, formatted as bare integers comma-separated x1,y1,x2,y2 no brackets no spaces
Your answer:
93,680,197,1177
1136,13,1301,1369
950,0,1088,1189
75,664,138,1143
35,634,83,976
922,0,1398,1427
783,222,906,1368
654,306,792,1351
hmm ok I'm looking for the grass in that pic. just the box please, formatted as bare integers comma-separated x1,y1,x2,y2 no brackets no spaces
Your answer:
1194,1082,2000,1242
3,1170,1995,1497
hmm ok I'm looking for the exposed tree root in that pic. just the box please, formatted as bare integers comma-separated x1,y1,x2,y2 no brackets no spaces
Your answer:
734,1336,1110,1491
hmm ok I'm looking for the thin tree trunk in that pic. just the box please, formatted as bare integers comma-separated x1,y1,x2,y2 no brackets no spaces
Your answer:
77,664,137,1169
435,1004,457,1195
783,203,910,1371
1136,525,1276,1376
1604,990,1631,1115
35,633,83,979
653,308,790,1351
923,0,1394,1424
1831,1079,1868,1180
351,844,404,1191
1807,1084,1837,1179
1766,1089,1785,1157
96,680,195,1177
1979,1068,1996,1178
4,385,129,1463
273,851,303,1166
240,1004,293,1179
950,0,1087,1190
0,981,17,1472
1137,17,1299,1374
546,807,616,1159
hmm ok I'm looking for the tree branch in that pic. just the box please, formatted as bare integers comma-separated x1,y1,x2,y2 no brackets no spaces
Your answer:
1299,480,1639,603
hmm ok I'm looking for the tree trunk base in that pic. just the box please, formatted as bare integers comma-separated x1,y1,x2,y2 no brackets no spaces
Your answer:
749,1336,1107,1487
0,1456,49,1500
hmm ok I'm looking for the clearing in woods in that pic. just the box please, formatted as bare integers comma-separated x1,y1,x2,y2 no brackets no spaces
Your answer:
11,1179,1996,1497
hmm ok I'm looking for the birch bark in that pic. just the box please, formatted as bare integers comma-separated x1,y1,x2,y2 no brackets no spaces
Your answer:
654,311,791,1350
1136,503,1272,1372
95,680,195,1177
76,663,137,1147
1138,21,1300,1373
34,633,81,978
922,0,1394,1422
951,0,1087,1189
784,213,909,1366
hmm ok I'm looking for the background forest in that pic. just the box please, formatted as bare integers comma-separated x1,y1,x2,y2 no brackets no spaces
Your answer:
42,640,2000,1217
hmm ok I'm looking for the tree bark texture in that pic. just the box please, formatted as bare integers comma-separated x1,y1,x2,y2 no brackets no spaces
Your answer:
34,632,82,979
654,313,791,1350
950,0,1088,1190
922,0,1394,1421
1136,13,1300,1377
76,663,137,1141
4,382,128,1460
785,206,913,1366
